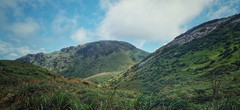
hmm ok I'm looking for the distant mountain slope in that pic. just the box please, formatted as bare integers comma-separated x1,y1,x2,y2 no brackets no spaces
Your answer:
16,41,149,78
103,14,240,104
86,71,121,84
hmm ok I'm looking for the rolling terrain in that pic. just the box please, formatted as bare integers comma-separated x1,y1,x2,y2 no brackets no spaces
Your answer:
16,41,149,79
102,14,240,109
2,14,240,109
0,60,138,109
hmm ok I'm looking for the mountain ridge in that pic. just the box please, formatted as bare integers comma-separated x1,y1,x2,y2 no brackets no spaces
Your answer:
2,13,240,109
102,13,240,101
16,40,149,78
138,14,240,67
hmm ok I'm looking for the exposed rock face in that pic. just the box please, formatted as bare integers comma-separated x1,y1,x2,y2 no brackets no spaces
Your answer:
167,18,230,47
138,14,240,67
168,14,240,47
21,53,46,64
138,56,154,67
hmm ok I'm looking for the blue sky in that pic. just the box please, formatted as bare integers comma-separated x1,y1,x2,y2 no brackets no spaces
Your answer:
0,0,240,59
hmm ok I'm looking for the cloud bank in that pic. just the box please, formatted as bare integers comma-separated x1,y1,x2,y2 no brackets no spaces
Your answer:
98,0,213,42
9,18,39,37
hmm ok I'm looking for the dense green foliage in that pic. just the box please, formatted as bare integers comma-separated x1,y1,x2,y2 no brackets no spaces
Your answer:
16,41,149,79
102,14,240,109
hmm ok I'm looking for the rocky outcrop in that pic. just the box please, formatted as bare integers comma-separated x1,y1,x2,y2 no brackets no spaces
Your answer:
167,14,240,47
138,14,240,67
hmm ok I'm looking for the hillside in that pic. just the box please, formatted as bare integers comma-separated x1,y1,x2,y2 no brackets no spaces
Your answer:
0,60,142,109
102,14,240,109
16,40,149,78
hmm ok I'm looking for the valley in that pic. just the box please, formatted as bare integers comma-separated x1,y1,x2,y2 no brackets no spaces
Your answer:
1,14,240,109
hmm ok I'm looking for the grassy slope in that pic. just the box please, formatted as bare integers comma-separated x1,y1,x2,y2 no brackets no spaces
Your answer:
16,41,149,78
102,16,240,109
0,60,139,110
86,71,121,84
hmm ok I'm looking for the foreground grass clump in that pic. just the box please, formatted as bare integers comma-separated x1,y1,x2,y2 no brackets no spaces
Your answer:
1,80,137,110
16,89,80,110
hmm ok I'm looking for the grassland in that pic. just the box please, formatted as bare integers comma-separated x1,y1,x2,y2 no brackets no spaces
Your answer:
86,71,122,84
16,41,149,79
102,15,240,109
3,15,240,110
0,60,139,110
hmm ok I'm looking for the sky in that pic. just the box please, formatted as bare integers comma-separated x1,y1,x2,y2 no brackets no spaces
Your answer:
0,0,240,60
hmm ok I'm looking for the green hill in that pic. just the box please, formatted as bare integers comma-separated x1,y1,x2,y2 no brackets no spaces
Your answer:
0,60,140,109
102,14,240,109
0,60,59,84
16,40,149,78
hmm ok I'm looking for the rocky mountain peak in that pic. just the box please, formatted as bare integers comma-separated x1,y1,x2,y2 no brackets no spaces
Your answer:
166,14,240,47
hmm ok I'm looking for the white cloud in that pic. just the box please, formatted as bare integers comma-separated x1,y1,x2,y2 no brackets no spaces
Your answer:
98,0,212,42
0,0,23,18
0,40,46,60
0,0,44,38
51,13,78,35
0,41,11,55
206,0,240,19
133,40,146,49
211,6,236,18
0,0,48,19
8,18,39,37
10,53,18,57
100,0,119,10
71,28,89,44
40,48,45,51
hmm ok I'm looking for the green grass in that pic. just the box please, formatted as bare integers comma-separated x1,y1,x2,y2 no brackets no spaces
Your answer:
3,14,240,110
16,41,149,79
102,14,240,109
1,60,205,109
0,60,139,110
86,71,122,84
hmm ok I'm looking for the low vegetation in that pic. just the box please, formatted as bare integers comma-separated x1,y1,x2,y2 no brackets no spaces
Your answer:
16,41,149,78
86,72,122,84
2,14,240,110
102,14,240,109
0,60,139,110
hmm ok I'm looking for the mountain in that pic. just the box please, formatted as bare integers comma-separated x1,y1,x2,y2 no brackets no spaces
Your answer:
16,40,149,78
3,14,240,110
102,14,240,107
